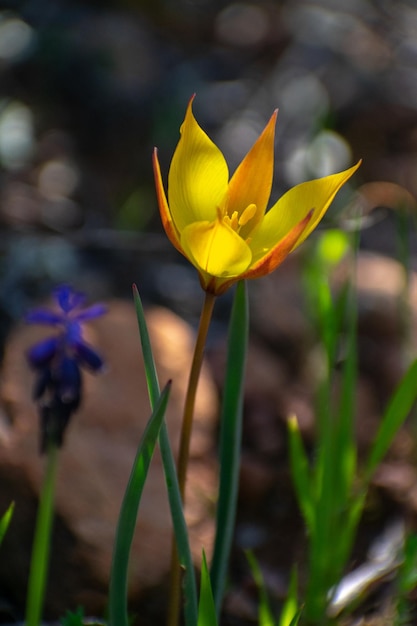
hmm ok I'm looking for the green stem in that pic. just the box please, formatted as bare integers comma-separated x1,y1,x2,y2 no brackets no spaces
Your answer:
167,291,216,626
25,444,59,626
177,291,216,499
210,281,248,615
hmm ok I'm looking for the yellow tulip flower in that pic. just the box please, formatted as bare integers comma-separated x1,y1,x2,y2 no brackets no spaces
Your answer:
153,96,360,295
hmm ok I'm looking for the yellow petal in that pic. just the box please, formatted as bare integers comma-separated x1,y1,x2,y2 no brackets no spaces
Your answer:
223,111,278,238
168,96,229,230
152,148,183,254
243,210,313,280
181,219,252,278
250,161,361,263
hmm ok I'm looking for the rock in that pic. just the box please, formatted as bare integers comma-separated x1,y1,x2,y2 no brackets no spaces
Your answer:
334,251,417,401
0,300,218,621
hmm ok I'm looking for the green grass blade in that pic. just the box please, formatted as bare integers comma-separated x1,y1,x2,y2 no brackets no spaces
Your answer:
0,502,14,546
398,534,417,594
288,415,314,532
133,284,160,407
59,607,85,626
334,281,357,506
109,381,171,626
132,284,198,626
365,358,417,481
279,567,299,626
333,229,360,512
246,550,276,626
25,445,59,626
330,278,361,584
198,551,218,626
288,608,303,626
210,281,249,615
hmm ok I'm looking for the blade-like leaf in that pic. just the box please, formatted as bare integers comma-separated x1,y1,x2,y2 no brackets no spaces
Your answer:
133,284,160,407
109,381,171,626
0,502,14,546
132,284,198,626
288,415,314,532
365,358,417,481
288,608,303,626
333,279,357,507
210,281,249,614
246,550,276,626
279,567,299,626
198,551,218,626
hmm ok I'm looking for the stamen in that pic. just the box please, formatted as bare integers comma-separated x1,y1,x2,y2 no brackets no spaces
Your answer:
223,215,232,228
239,203,257,227
230,211,239,230
219,203,258,236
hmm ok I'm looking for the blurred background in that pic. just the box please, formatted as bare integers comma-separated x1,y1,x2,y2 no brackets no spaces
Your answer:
0,0,416,331
1,1,417,623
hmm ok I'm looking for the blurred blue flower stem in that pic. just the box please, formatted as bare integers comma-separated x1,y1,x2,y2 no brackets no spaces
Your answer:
25,442,59,626
24,285,106,626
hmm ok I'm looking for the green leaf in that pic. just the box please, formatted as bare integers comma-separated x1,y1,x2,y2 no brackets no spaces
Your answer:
59,607,84,626
133,284,160,407
288,607,303,626
0,502,14,546
60,607,106,626
398,534,417,594
279,567,298,626
246,550,276,626
333,278,357,507
365,358,417,481
132,284,198,626
210,281,249,614
198,551,219,626
108,381,171,626
288,416,314,532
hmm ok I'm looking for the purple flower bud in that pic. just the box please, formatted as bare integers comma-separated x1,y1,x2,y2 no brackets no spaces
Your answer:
55,284,85,313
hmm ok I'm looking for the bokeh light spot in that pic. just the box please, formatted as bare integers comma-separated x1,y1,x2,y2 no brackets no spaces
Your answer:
0,13,34,61
0,100,34,170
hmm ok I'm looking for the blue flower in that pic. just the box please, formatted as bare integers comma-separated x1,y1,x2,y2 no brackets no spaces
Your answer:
26,284,106,450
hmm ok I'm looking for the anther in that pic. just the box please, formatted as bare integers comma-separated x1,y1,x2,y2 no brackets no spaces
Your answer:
238,204,257,227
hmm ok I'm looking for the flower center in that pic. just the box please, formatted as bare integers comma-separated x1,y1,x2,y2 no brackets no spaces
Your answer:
219,203,257,237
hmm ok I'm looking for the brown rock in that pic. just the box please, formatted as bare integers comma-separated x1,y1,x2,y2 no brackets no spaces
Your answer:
331,252,417,404
0,300,218,620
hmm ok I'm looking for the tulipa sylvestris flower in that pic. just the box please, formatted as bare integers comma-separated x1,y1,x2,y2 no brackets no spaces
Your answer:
153,97,360,295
